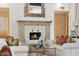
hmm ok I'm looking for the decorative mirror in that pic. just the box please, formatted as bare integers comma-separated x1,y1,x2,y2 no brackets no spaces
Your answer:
24,3,45,17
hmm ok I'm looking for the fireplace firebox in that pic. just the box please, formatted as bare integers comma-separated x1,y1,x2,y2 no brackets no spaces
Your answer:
30,32,41,40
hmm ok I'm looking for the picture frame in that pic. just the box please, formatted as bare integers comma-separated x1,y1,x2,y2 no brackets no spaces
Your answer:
24,3,45,17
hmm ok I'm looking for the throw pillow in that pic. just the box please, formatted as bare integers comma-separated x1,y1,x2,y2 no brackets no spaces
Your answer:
56,36,61,45
7,36,19,46
12,39,19,46
0,45,12,56
60,35,66,45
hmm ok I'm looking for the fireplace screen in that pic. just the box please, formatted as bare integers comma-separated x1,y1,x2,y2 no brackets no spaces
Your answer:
30,32,41,40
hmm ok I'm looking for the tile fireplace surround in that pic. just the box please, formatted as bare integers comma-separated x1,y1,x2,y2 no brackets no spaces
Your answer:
17,20,52,45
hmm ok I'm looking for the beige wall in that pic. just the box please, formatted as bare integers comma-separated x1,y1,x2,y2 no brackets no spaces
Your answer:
0,3,76,40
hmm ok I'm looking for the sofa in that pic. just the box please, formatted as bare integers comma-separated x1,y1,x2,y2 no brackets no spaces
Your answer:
0,38,28,56
54,43,79,56
45,39,79,56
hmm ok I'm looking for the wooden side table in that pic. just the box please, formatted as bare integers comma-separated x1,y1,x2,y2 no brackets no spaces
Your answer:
28,45,56,56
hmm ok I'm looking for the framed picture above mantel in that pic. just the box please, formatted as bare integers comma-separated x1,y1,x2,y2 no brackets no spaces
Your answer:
24,3,45,17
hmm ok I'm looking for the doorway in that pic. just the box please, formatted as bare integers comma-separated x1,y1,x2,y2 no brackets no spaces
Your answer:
0,8,9,38
54,10,69,38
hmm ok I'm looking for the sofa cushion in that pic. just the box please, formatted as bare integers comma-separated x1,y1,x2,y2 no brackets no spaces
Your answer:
10,46,28,56
10,46,28,52
63,43,79,48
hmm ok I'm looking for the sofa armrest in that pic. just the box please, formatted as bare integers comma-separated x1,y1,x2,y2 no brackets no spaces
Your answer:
10,46,28,56
53,44,66,56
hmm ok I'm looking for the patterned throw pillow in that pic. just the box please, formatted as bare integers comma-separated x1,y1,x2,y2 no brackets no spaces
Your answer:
12,39,19,46
8,39,19,46
67,36,75,43
56,35,67,45
56,36,61,45
60,35,66,45
7,36,19,46
0,45,12,56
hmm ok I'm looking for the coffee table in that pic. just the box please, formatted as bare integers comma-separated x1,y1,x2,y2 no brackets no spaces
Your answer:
45,45,56,56
28,45,56,56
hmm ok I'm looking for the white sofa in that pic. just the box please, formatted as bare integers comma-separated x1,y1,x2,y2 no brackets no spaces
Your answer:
0,38,28,56
10,46,28,56
55,43,79,56
9,40,28,56
9,39,28,56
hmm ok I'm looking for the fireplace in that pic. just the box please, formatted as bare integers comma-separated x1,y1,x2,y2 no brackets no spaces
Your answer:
17,20,52,45
24,26,45,45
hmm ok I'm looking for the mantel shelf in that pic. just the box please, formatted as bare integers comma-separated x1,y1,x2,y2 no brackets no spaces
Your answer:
17,20,52,23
